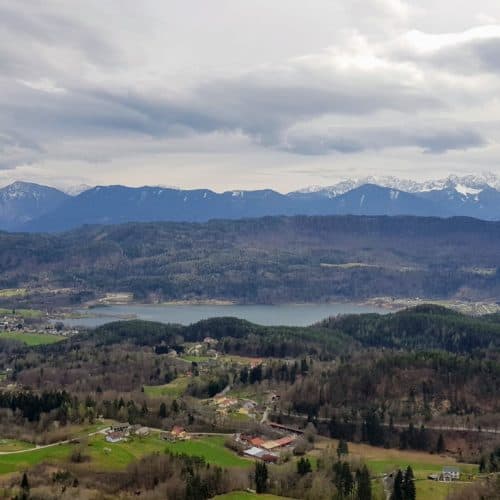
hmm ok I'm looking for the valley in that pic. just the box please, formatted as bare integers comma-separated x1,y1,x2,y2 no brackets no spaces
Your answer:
0,305,498,498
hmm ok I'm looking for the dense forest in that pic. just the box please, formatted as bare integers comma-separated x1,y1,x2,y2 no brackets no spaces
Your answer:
1,215,500,305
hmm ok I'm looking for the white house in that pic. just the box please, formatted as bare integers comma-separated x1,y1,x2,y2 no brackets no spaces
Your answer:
441,466,460,481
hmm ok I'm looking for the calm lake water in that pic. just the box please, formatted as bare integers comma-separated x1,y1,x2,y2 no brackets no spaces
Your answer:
61,302,390,328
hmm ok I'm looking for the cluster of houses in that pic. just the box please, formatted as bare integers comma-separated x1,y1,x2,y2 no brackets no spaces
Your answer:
213,396,258,418
1,313,78,337
235,433,297,463
105,423,150,443
185,337,219,358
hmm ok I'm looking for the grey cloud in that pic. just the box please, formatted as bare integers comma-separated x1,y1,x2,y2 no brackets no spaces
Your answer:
415,129,486,153
0,1,495,173
282,126,486,155
393,34,500,75
0,2,121,80
0,51,445,163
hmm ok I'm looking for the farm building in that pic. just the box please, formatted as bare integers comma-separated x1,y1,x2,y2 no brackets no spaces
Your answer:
243,447,278,463
250,437,265,447
261,435,296,450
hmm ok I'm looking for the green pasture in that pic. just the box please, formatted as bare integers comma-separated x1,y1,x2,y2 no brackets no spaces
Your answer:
143,376,189,397
163,435,250,468
0,332,65,346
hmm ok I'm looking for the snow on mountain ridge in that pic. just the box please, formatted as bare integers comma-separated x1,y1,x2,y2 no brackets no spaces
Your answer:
62,184,93,196
295,173,500,197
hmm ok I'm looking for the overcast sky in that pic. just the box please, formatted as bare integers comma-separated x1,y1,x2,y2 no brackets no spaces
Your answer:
1,0,500,192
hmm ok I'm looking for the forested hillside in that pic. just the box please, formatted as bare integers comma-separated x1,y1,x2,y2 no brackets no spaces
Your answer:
1,215,500,305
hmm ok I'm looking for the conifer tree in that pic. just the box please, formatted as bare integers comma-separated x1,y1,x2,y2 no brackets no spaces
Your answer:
403,466,416,500
337,439,349,458
255,461,268,493
436,434,445,454
159,402,167,418
391,469,403,500
356,465,372,500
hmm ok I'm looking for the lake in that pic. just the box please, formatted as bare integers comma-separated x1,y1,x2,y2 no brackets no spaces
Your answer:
61,302,390,328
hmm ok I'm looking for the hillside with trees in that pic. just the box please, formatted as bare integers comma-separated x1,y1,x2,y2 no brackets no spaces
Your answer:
1,215,500,306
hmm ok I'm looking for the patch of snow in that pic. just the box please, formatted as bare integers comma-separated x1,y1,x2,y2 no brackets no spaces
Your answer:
455,184,482,196
62,184,92,196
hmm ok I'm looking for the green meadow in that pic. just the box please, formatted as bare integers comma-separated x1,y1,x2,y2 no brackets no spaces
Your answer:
0,434,251,475
0,444,73,474
143,376,189,397
0,308,43,319
0,331,65,346
163,436,251,468
0,439,32,453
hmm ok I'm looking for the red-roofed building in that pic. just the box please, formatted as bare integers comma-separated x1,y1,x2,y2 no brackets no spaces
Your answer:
275,436,295,447
171,426,187,440
250,437,265,447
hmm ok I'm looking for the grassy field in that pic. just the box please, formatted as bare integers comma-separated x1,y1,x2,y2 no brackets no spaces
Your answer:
0,444,73,474
0,289,27,298
163,436,251,468
0,439,32,452
415,479,464,500
0,308,43,319
86,434,169,470
0,431,250,476
0,331,65,346
180,355,213,363
0,435,167,475
143,376,189,397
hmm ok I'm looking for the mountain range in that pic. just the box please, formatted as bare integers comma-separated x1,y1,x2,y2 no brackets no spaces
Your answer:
2,173,500,232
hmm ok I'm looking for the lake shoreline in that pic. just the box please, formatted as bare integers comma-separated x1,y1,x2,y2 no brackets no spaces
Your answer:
56,301,393,329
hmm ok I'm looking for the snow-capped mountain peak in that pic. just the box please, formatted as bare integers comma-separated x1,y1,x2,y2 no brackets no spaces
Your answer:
294,172,500,197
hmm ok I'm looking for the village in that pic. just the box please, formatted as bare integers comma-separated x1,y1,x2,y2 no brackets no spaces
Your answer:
1,310,79,339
